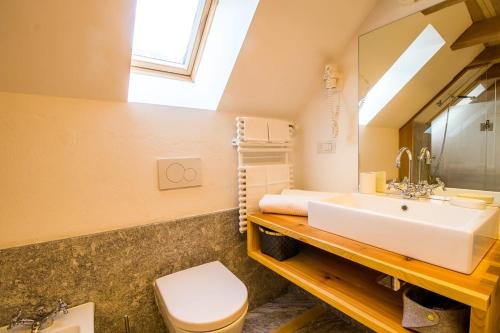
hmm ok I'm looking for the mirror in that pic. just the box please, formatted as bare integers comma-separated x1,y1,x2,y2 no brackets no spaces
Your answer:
358,0,500,193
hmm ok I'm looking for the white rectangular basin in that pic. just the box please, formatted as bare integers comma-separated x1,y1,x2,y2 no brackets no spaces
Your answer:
0,302,94,333
309,193,499,274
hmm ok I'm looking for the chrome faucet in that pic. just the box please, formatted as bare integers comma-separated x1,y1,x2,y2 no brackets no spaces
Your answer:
8,299,68,333
390,147,445,199
395,147,413,183
417,147,432,183
388,177,445,199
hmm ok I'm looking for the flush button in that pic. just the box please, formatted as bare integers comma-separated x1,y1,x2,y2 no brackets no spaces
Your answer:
183,168,197,182
166,163,185,183
158,158,202,190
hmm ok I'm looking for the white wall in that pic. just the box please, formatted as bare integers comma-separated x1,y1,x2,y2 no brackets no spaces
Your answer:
295,0,445,191
0,92,239,249
0,0,446,248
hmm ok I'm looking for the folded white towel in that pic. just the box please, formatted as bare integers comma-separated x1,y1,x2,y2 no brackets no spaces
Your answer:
259,193,334,216
281,189,337,198
268,119,291,143
259,194,310,216
241,117,268,142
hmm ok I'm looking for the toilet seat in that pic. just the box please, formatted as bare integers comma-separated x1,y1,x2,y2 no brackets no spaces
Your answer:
154,261,248,332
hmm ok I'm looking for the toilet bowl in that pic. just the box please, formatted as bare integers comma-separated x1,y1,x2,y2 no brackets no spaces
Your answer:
154,261,248,333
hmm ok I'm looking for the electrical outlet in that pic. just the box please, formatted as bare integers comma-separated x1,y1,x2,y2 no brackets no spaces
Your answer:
158,158,202,190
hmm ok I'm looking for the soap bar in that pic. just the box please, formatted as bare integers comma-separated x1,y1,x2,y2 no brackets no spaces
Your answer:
457,193,494,204
450,197,486,210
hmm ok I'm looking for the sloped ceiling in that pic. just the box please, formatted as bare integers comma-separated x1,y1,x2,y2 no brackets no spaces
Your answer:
0,0,135,101
218,0,378,116
359,2,483,129
0,0,377,117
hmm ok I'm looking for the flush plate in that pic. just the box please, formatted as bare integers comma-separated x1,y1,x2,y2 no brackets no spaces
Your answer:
157,158,202,190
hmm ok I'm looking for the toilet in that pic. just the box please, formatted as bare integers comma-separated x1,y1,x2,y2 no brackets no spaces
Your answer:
154,261,248,333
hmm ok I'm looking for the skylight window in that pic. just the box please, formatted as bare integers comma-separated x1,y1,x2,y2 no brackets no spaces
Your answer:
128,0,259,110
131,0,216,78
456,83,486,106
359,24,445,125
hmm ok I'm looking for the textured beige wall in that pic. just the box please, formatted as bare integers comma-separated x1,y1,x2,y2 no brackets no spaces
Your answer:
0,0,446,248
296,0,445,191
0,0,382,249
0,92,238,249
359,126,399,180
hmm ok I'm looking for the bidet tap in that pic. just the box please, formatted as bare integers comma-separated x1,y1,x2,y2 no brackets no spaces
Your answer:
7,299,69,333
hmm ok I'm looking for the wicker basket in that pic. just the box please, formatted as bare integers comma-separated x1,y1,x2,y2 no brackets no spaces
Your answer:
402,286,470,333
259,226,301,261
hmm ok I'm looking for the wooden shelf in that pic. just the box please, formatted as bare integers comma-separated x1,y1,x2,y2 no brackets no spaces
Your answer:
247,213,500,333
248,213,500,310
249,246,410,333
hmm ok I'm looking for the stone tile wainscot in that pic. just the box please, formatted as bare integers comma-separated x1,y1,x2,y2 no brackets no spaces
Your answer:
0,209,289,332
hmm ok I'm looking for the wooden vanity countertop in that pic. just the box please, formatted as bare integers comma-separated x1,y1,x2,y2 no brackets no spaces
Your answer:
248,213,500,312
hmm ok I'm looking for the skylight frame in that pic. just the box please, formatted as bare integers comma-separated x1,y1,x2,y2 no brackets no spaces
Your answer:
359,24,446,126
131,0,218,79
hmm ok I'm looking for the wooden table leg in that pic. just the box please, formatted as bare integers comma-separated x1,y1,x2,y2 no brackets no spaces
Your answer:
470,286,500,333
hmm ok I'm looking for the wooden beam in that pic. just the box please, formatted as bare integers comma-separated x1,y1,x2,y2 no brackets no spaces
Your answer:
466,0,486,22
469,45,500,66
476,0,497,18
451,16,500,50
478,61,500,79
491,0,500,15
421,0,465,15
425,64,500,124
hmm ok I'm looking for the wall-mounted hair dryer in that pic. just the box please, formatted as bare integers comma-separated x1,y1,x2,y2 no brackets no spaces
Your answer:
324,64,342,91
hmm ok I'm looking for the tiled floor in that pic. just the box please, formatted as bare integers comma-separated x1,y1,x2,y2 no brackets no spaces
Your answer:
242,289,372,333
294,311,370,333
242,292,318,333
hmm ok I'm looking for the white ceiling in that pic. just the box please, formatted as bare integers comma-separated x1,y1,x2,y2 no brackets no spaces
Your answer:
0,0,378,118
218,0,378,117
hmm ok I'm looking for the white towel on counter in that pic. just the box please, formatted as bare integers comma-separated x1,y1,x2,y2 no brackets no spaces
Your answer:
281,189,337,198
259,194,310,216
259,192,336,216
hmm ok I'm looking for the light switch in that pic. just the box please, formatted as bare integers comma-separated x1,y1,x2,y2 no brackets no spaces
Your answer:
158,158,202,190
317,140,336,154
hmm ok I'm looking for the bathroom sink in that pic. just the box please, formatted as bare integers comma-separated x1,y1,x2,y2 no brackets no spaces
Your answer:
308,193,499,274
0,303,94,333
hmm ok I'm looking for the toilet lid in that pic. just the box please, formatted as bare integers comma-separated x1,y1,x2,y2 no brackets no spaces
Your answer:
155,261,248,332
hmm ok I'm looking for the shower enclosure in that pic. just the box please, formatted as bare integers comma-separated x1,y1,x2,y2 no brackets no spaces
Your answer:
431,79,498,191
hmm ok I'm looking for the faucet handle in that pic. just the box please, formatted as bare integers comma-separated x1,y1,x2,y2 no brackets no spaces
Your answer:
56,299,69,315
35,305,48,317
434,177,445,191
8,309,22,328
